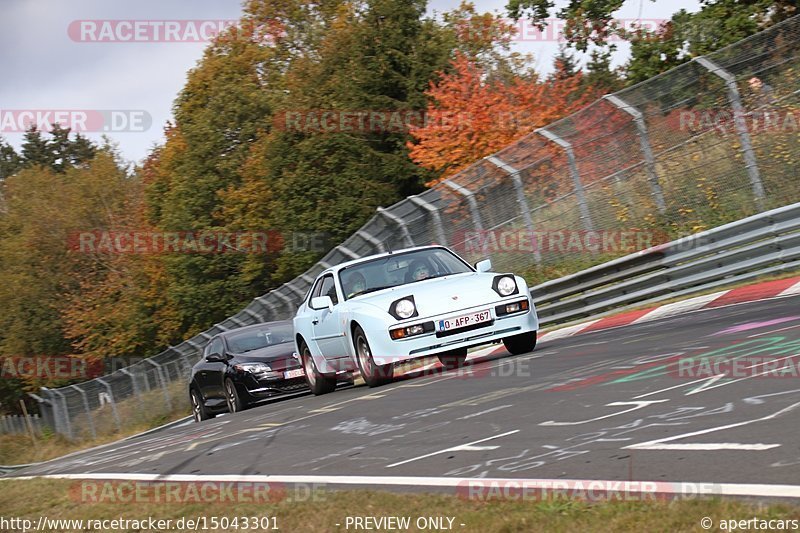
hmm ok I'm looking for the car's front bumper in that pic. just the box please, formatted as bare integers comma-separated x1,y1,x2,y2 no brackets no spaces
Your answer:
370,297,539,366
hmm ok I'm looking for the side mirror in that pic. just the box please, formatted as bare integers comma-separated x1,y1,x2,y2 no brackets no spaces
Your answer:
311,295,334,311
205,352,226,363
475,259,492,273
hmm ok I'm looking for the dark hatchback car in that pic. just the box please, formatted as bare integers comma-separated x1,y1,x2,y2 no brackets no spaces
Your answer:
189,321,307,422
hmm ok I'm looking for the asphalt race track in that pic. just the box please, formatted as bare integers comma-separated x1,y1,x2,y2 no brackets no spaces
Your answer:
10,295,800,496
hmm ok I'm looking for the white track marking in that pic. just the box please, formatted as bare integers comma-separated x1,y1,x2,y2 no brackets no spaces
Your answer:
457,405,513,420
632,292,727,323
8,473,800,499
624,401,800,451
385,429,520,468
779,280,800,297
540,400,669,426
538,321,599,343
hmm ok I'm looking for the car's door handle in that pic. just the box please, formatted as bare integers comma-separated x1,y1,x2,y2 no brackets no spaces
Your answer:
312,318,319,325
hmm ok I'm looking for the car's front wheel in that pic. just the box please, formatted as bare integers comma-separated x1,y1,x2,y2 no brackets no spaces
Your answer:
503,331,537,355
437,347,468,370
353,325,393,387
190,388,214,422
300,341,337,395
225,378,245,413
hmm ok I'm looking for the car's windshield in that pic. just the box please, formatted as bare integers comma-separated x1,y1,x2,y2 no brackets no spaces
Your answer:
225,323,294,353
339,248,472,300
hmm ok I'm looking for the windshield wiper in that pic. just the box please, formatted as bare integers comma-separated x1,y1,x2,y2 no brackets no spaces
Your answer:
351,285,394,297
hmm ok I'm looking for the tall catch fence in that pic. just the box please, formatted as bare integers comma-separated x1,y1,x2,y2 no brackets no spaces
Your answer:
34,16,800,438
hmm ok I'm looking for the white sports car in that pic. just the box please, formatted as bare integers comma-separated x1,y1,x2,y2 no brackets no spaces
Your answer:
293,245,539,394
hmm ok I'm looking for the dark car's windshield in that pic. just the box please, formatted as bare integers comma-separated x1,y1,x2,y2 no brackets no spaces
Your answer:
225,324,294,354
339,248,472,300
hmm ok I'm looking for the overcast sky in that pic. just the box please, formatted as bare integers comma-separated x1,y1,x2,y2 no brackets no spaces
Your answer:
0,0,700,165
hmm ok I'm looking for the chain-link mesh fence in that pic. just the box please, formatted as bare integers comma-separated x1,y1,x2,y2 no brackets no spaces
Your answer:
35,16,800,438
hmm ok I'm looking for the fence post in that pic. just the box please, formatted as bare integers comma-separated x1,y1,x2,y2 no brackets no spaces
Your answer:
96,377,121,432
604,94,667,213
49,388,72,439
442,179,487,257
357,230,386,253
486,155,542,263
145,359,172,411
694,56,766,208
408,195,447,246
534,129,595,231
377,207,415,247
29,392,54,433
120,368,143,408
69,385,96,440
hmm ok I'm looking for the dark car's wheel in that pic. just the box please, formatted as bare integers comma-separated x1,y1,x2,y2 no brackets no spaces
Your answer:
353,325,393,387
300,341,337,396
437,347,468,370
224,378,245,413
503,331,537,355
190,388,214,422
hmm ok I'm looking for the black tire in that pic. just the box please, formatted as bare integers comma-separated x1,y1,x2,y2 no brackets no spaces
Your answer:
437,347,468,370
190,387,214,422
300,341,337,396
353,325,393,387
224,378,245,413
503,331,537,355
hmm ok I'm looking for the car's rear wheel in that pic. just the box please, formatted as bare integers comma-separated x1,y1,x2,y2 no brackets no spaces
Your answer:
190,388,214,422
437,347,468,370
300,341,337,395
225,378,245,413
503,331,537,355
353,325,393,387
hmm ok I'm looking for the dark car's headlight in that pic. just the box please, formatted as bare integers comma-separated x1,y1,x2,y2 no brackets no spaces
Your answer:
234,362,272,373
493,275,518,297
389,296,418,320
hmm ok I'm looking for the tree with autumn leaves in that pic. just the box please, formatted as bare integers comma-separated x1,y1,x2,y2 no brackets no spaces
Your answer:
407,51,599,182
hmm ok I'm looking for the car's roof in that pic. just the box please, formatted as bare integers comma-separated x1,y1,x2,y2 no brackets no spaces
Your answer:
217,320,293,339
325,245,452,273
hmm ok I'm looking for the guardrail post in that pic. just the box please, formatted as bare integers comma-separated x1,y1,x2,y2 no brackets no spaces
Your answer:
377,207,415,248
95,378,121,432
69,385,96,439
694,56,766,208
534,129,594,231
486,156,542,262
604,94,667,214
145,359,172,411
29,392,54,433
255,295,280,319
408,195,447,246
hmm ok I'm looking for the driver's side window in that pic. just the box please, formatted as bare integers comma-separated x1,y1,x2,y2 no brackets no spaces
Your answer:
310,274,338,308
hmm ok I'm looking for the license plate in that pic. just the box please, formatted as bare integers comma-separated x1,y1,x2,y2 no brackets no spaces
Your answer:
284,368,305,379
438,309,492,331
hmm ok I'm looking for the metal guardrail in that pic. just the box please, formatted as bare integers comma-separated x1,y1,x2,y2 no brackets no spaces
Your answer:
532,202,800,325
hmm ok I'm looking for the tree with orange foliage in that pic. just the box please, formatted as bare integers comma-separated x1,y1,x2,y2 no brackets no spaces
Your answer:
407,52,599,185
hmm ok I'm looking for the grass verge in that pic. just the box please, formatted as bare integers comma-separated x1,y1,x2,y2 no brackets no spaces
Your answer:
0,479,799,532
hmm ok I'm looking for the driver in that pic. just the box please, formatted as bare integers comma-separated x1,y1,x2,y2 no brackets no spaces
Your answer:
344,271,366,298
407,259,432,281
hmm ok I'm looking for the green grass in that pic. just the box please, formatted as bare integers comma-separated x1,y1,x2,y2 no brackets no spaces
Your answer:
0,479,798,532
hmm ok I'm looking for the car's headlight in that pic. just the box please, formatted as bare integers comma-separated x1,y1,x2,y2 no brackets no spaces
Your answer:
234,362,272,373
493,275,518,296
389,296,418,320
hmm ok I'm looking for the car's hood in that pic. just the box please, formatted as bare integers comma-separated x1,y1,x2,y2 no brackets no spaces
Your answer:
351,272,520,318
231,343,295,362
